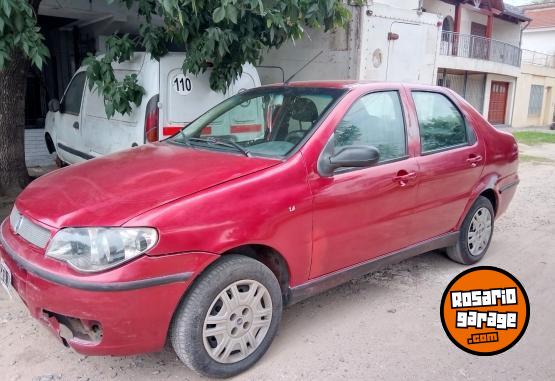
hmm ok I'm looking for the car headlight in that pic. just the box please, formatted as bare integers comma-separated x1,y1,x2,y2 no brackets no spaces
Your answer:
46,227,158,273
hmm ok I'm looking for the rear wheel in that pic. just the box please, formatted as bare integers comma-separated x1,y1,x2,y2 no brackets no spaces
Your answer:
170,255,282,378
446,196,494,265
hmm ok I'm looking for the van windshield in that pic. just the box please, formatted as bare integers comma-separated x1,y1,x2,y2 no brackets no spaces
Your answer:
170,87,346,158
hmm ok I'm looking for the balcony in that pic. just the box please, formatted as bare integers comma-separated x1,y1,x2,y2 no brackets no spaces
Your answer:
522,50,555,69
440,31,522,68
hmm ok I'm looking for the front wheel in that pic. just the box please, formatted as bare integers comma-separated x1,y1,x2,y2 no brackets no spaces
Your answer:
170,255,283,378
446,196,495,265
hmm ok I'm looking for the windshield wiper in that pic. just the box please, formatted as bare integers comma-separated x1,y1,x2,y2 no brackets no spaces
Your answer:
189,137,251,157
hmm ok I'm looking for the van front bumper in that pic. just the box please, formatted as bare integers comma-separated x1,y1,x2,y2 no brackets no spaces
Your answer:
0,220,217,356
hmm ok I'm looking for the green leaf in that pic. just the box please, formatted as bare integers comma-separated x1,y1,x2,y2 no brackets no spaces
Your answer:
161,0,174,13
226,5,238,24
2,0,11,18
213,7,226,23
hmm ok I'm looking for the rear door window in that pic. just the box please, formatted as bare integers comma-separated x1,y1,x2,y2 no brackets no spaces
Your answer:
412,91,468,153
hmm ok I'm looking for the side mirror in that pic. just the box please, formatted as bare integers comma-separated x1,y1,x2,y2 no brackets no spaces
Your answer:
319,145,380,176
48,99,60,113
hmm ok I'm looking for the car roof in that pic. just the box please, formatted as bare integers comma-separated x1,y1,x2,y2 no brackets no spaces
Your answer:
261,80,443,92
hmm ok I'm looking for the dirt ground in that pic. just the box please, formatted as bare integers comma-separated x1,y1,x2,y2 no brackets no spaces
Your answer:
1,143,554,381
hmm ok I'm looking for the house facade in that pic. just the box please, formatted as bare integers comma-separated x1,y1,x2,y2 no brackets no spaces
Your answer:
422,0,529,126
520,2,555,56
21,0,551,167
512,2,555,128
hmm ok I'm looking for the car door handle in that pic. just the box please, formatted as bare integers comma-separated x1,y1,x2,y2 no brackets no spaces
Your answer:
467,154,483,167
393,171,417,186
73,121,79,129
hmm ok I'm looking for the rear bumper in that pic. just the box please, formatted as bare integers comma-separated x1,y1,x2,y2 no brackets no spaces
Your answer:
0,220,218,356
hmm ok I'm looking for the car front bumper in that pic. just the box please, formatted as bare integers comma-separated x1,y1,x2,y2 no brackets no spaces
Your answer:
0,220,218,356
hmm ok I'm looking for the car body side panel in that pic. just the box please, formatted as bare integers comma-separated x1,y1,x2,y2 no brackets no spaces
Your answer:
297,85,424,278
125,153,314,286
400,86,488,239
455,101,519,224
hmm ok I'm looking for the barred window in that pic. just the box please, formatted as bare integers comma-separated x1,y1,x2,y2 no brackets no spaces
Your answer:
528,85,544,117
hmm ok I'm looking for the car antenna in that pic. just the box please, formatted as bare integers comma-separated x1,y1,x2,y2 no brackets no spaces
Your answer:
284,51,323,84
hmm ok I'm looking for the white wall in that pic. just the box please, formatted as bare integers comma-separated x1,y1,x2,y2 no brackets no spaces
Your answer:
423,0,455,19
522,29,555,55
513,63,555,127
492,18,521,47
460,7,488,35
260,3,441,86
375,0,421,10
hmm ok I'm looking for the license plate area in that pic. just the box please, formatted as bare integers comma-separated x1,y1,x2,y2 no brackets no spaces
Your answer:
0,259,12,298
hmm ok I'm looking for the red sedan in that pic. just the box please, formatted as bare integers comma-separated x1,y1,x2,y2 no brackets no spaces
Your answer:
0,81,519,378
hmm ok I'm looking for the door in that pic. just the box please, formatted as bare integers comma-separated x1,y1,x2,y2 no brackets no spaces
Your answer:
386,22,425,82
470,23,488,60
488,81,509,125
410,91,486,240
81,68,142,157
54,71,87,163
309,91,421,278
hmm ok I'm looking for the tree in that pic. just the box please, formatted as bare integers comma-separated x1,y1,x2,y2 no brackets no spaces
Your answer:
0,0,351,196
86,0,352,118
0,0,47,197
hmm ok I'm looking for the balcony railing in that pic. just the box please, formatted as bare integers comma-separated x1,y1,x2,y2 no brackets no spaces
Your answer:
521,49,555,69
440,31,522,67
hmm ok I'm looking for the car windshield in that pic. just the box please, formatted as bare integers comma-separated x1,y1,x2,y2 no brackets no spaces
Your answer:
170,87,346,157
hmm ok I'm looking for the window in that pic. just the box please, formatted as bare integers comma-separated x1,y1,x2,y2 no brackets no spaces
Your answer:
171,87,345,158
441,16,454,42
334,91,406,162
61,72,86,115
412,92,467,153
528,85,544,117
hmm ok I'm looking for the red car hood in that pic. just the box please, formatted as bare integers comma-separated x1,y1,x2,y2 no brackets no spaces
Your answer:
16,143,280,228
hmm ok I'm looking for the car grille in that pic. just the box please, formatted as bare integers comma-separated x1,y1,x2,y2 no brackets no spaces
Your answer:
9,207,52,249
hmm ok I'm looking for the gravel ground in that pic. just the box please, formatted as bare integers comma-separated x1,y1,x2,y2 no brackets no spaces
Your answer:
1,144,554,381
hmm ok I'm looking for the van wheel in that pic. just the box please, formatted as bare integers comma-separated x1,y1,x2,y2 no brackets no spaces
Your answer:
170,255,282,378
446,196,494,265
54,155,67,168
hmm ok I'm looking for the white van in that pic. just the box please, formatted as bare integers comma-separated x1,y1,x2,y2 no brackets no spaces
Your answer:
44,52,261,164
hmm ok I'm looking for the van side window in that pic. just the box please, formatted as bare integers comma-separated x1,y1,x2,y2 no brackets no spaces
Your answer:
334,91,406,162
62,72,86,115
412,91,468,153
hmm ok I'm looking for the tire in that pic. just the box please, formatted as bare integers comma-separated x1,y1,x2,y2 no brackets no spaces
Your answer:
446,196,495,265
170,255,283,378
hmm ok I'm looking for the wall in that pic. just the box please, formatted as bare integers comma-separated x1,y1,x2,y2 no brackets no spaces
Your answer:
436,54,520,77
375,0,421,10
522,29,555,55
492,18,522,47
459,7,488,35
513,63,555,128
261,3,441,86
423,0,455,18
